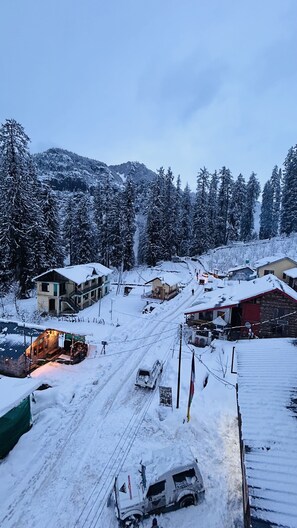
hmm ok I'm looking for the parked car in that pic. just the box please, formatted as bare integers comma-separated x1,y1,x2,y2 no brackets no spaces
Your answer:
135,360,163,389
111,447,205,527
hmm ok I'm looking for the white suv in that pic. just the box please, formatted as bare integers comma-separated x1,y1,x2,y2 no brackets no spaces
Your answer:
135,360,163,389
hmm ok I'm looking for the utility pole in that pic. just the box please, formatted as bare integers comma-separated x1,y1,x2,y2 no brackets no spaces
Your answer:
176,324,182,409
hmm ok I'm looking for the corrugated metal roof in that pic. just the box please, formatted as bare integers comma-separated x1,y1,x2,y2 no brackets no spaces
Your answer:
237,339,297,528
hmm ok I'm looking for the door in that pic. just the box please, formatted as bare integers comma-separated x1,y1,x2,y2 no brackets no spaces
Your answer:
49,299,56,312
145,480,167,514
242,302,261,335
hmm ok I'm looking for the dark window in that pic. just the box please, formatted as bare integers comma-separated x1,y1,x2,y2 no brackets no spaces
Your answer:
173,468,196,488
283,273,286,280
138,369,150,377
41,282,49,292
147,480,165,498
264,269,274,275
60,283,66,295
91,290,95,297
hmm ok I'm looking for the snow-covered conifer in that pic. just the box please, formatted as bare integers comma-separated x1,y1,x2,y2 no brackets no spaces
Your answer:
241,172,260,241
259,180,273,239
280,146,297,235
216,166,233,246
192,167,210,255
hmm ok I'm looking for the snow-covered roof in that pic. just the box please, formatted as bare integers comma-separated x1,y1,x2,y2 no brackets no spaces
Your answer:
35,262,113,285
146,273,180,287
0,376,40,418
254,254,297,269
227,265,254,273
184,275,297,315
284,267,297,279
0,321,43,359
236,339,297,527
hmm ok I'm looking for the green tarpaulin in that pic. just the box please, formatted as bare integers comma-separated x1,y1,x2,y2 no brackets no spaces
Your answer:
0,396,31,459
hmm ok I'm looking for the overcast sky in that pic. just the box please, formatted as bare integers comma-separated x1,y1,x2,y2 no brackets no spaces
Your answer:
1,0,297,190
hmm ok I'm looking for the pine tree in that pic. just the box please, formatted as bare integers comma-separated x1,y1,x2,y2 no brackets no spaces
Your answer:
162,167,176,260
109,189,124,268
180,183,193,256
93,180,104,260
192,167,210,255
174,174,183,255
270,165,281,237
71,192,97,264
40,185,63,269
0,119,42,296
259,180,273,239
216,167,233,246
122,176,136,270
145,169,165,266
207,171,218,248
241,172,260,241
99,174,114,267
64,196,75,265
227,174,246,241
281,146,297,235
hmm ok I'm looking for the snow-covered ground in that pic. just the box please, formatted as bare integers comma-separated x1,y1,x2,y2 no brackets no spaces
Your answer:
0,259,243,528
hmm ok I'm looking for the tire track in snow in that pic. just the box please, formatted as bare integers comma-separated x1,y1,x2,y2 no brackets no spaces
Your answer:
0,266,200,528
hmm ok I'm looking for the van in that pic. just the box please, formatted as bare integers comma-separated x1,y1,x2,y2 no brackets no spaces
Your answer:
111,447,205,526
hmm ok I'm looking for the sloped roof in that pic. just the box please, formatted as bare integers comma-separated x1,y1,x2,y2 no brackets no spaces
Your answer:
284,267,297,279
254,255,297,269
0,376,40,418
146,273,180,287
184,275,297,315
34,262,113,285
0,321,43,360
228,265,254,273
236,339,297,527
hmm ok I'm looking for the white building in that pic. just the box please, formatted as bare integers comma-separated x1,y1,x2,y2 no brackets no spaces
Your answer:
34,262,113,315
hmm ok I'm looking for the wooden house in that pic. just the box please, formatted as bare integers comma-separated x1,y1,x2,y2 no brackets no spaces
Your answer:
34,262,113,315
255,255,297,280
0,320,87,377
184,275,297,339
145,274,180,301
0,376,40,458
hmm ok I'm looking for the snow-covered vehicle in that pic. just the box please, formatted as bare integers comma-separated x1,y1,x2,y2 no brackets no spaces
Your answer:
142,302,159,314
111,447,205,527
135,360,163,389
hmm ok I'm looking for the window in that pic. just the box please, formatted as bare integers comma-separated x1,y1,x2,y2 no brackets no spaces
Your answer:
146,480,165,498
264,269,274,275
41,282,49,292
283,273,287,280
173,468,196,489
91,290,95,297
60,283,66,295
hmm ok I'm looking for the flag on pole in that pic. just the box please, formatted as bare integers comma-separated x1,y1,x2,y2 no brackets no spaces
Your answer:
187,351,195,422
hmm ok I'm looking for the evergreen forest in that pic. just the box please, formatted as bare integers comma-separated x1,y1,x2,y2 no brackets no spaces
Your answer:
1,118,297,297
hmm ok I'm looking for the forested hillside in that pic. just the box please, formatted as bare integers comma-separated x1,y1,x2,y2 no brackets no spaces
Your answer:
1,118,297,298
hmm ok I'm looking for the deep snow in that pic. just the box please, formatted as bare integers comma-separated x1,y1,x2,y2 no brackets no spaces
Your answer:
0,259,243,528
